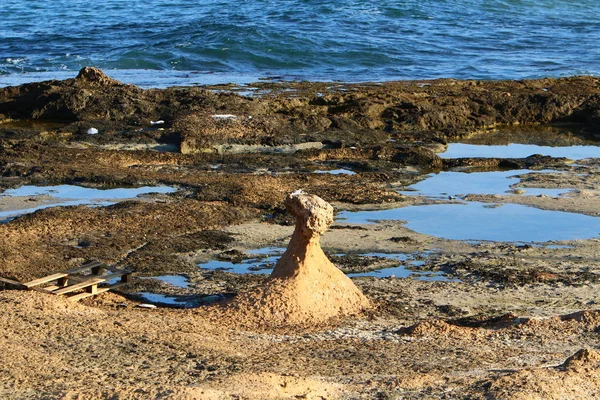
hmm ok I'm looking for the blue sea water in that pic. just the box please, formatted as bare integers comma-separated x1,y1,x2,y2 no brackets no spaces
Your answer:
1,0,599,87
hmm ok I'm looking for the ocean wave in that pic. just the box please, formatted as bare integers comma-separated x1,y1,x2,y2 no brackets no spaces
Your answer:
1,0,599,83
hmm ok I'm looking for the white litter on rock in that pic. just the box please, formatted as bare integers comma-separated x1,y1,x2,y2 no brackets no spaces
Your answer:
150,120,165,125
211,114,237,119
137,303,157,309
87,128,99,135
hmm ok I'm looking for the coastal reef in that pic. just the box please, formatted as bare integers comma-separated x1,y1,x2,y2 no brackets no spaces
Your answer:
1,67,600,155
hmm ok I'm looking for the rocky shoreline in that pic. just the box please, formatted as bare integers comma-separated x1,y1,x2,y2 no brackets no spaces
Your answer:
1,69,600,399
2,68,600,151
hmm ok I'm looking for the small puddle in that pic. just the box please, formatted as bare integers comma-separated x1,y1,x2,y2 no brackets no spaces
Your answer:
0,185,176,222
198,247,285,274
348,263,454,281
138,292,180,305
153,275,190,288
440,143,600,159
338,202,600,242
344,254,454,281
136,275,233,308
401,170,572,198
136,292,226,308
545,244,574,249
314,169,356,175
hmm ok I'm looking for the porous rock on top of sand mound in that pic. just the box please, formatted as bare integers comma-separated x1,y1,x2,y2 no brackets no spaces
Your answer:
223,191,370,327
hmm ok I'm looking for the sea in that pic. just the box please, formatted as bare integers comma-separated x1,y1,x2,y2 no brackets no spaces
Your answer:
1,0,599,88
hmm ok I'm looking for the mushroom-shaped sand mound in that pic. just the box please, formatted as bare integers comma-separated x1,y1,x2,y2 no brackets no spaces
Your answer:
224,192,370,327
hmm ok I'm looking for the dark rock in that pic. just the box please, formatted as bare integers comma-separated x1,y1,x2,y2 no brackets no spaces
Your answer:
391,147,443,169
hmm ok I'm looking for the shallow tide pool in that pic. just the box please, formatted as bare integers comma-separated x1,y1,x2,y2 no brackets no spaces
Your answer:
0,185,176,222
2,185,177,199
337,202,600,242
401,170,571,198
440,143,600,159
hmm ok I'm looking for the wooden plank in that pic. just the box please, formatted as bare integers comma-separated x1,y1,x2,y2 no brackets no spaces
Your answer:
0,277,25,288
67,287,112,302
86,284,98,295
45,276,85,290
100,271,131,281
68,262,130,277
66,282,129,302
54,270,130,286
55,274,94,284
66,261,105,274
52,278,104,295
102,268,132,278
24,273,69,288
106,281,129,290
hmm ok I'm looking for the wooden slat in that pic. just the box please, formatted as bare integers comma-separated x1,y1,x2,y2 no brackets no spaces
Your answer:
67,287,111,301
106,266,131,274
52,278,104,295
24,273,69,288
0,277,25,288
99,271,131,282
54,274,87,284
88,284,98,295
66,261,105,274
45,275,85,290
67,282,129,302
48,270,131,289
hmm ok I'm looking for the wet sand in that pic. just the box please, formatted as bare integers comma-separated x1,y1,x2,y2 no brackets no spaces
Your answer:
1,69,600,399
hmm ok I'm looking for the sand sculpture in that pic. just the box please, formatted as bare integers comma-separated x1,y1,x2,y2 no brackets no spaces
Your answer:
226,191,370,326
